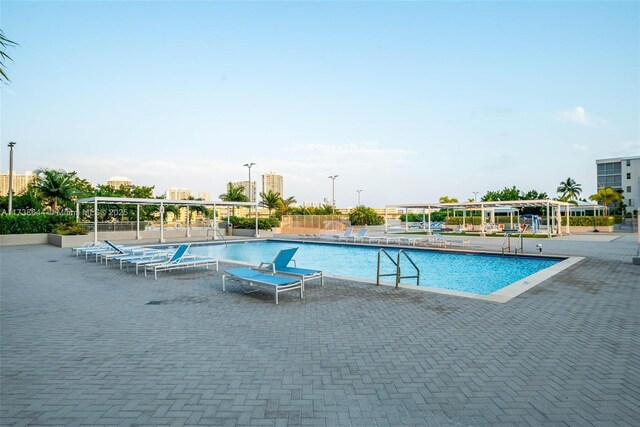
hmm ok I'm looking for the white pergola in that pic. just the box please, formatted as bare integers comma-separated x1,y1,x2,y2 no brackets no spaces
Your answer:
385,199,572,237
76,197,259,243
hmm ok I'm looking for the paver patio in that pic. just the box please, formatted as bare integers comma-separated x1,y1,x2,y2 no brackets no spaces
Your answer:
1,235,639,426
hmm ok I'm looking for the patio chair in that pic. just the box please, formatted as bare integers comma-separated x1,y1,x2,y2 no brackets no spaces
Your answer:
434,233,470,247
257,247,323,293
330,226,353,241
144,244,218,279
346,228,368,243
222,267,303,304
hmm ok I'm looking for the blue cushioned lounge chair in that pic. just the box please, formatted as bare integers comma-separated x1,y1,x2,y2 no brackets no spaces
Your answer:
257,247,323,294
222,267,303,304
144,244,218,279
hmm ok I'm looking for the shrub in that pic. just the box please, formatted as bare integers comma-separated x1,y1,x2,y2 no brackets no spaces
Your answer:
0,214,75,235
51,222,89,235
560,216,614,226
228,216,280,230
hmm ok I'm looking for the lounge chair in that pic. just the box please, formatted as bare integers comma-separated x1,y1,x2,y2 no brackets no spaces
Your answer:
124,251,173,274
70,241,101,256
434,233,470,247
222,267,303,304
347,228,368,243
331,226,353,241
144,244,218,279
257,247,323,293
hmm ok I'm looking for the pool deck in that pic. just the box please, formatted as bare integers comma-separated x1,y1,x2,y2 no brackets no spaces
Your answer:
1,234,639,426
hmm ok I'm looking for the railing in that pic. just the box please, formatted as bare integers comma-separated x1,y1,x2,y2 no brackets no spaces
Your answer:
501,225,528,255
376,249,420,288
207,228,228,246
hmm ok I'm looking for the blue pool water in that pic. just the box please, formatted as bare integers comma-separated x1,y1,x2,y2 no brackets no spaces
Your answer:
187,240,561,295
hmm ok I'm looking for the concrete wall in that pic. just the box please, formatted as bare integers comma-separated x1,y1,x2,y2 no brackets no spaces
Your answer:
0,233,49,246
570,225,614,233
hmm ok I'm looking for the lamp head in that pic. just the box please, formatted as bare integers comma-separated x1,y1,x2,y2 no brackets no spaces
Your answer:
8,142,16,148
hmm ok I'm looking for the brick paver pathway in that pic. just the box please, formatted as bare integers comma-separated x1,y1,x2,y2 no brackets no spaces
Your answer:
1,236,639,426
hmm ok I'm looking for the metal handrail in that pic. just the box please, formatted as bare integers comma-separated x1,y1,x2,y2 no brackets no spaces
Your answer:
397,250,420,286
207,228,228,247
376,248,420,288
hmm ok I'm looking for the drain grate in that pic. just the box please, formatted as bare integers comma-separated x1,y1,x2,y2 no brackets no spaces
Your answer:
146,300,166,305
48,260,58,263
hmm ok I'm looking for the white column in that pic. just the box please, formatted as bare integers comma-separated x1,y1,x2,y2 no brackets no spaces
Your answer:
136,205,140,240
76,202,80,222
565,204,570,235
160,202,165,243
546,202,551,238
186,206,191,238
405,208,408,232
93,199,98,244
428,209,432,234
481,204,486,237
213,204,217,240
422,209,426,231
255,204,259,238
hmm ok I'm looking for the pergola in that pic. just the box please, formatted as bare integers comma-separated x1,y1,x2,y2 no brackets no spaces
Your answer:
76,197,259,243
385,199,572,237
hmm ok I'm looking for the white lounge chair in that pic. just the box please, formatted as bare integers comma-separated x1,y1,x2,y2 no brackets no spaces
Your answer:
222,268,303,304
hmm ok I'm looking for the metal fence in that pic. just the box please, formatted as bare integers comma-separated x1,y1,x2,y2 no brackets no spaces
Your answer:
281,215,350,235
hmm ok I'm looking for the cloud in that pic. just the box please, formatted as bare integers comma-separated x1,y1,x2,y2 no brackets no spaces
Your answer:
559,106,593,126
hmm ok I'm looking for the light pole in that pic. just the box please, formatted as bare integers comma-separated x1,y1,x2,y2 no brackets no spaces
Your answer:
243,162,255,214
472,191,479,202
7,142,16,214
328,175,339,213
356,189,363,206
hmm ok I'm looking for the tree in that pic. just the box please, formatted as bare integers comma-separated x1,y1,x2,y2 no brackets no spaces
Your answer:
219,183,248,216
32,168,77,211
589,187,623,215
1,30,18,84
277,196,297,217
557,177,582,201
349,206,384,226
259,190,281,217
439,196,459,218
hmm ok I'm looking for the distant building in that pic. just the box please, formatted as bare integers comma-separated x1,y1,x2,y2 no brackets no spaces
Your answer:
0,171,35,196
166,187,192,200
107,176,131,189
596,156,640,208
230,180,256,202
302,201,322,208
261,172,283,196
198,192,211,201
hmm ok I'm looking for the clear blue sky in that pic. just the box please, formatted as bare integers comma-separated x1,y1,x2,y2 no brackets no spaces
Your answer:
2,1,639,206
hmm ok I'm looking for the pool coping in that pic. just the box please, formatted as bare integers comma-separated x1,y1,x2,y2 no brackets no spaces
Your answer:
193,238,584,303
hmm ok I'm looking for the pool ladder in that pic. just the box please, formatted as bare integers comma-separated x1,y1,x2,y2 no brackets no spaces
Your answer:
501,225,528,256
376,249,420,288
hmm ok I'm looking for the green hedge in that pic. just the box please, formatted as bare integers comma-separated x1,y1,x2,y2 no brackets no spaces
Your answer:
561,216,615,226
228,216,280,230
0,214,75,235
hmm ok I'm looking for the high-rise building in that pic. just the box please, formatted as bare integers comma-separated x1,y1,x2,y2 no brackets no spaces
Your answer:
596,156,640,208
166,187,192,200
262,172,283,196
107,176,132,189
230,181,256,201
0,171,35,196
198,192,211,201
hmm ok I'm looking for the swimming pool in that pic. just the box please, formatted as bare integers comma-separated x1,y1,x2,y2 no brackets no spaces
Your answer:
187,240,563,296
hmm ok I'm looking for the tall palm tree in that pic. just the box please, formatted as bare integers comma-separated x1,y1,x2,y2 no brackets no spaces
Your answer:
557,177,582,201
589,187,623,215
1,30,18,84
277,195,297,217
259,190,281,217
32,168,77,211
219,183,248,216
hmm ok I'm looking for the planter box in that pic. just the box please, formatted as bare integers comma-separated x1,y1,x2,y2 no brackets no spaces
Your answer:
0,233,48,246
569,225,614,233
232,229,272,238
48,233,95,248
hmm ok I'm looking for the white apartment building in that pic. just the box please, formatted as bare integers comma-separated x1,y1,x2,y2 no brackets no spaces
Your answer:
230,180,256,202
0,171,35,196
596,156,640,209
166,187,192,200
198,192,211,201
261,172,283,196
106,176,132,189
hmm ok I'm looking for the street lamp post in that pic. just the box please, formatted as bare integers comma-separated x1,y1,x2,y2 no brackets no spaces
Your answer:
328,175,339,213
7,142,16,214
472,191,479,202
356,189,363,206
243,162,255,214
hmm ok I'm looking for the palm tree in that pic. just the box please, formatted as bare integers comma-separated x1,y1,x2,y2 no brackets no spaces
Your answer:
1,30,18,84
557,177,582,201
260,190,281,217
277,195,297,217
589,187,623,215
32,168,77,211
219,183,248,216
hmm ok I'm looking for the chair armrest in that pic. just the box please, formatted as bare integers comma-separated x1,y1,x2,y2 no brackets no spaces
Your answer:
257,262,275,273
